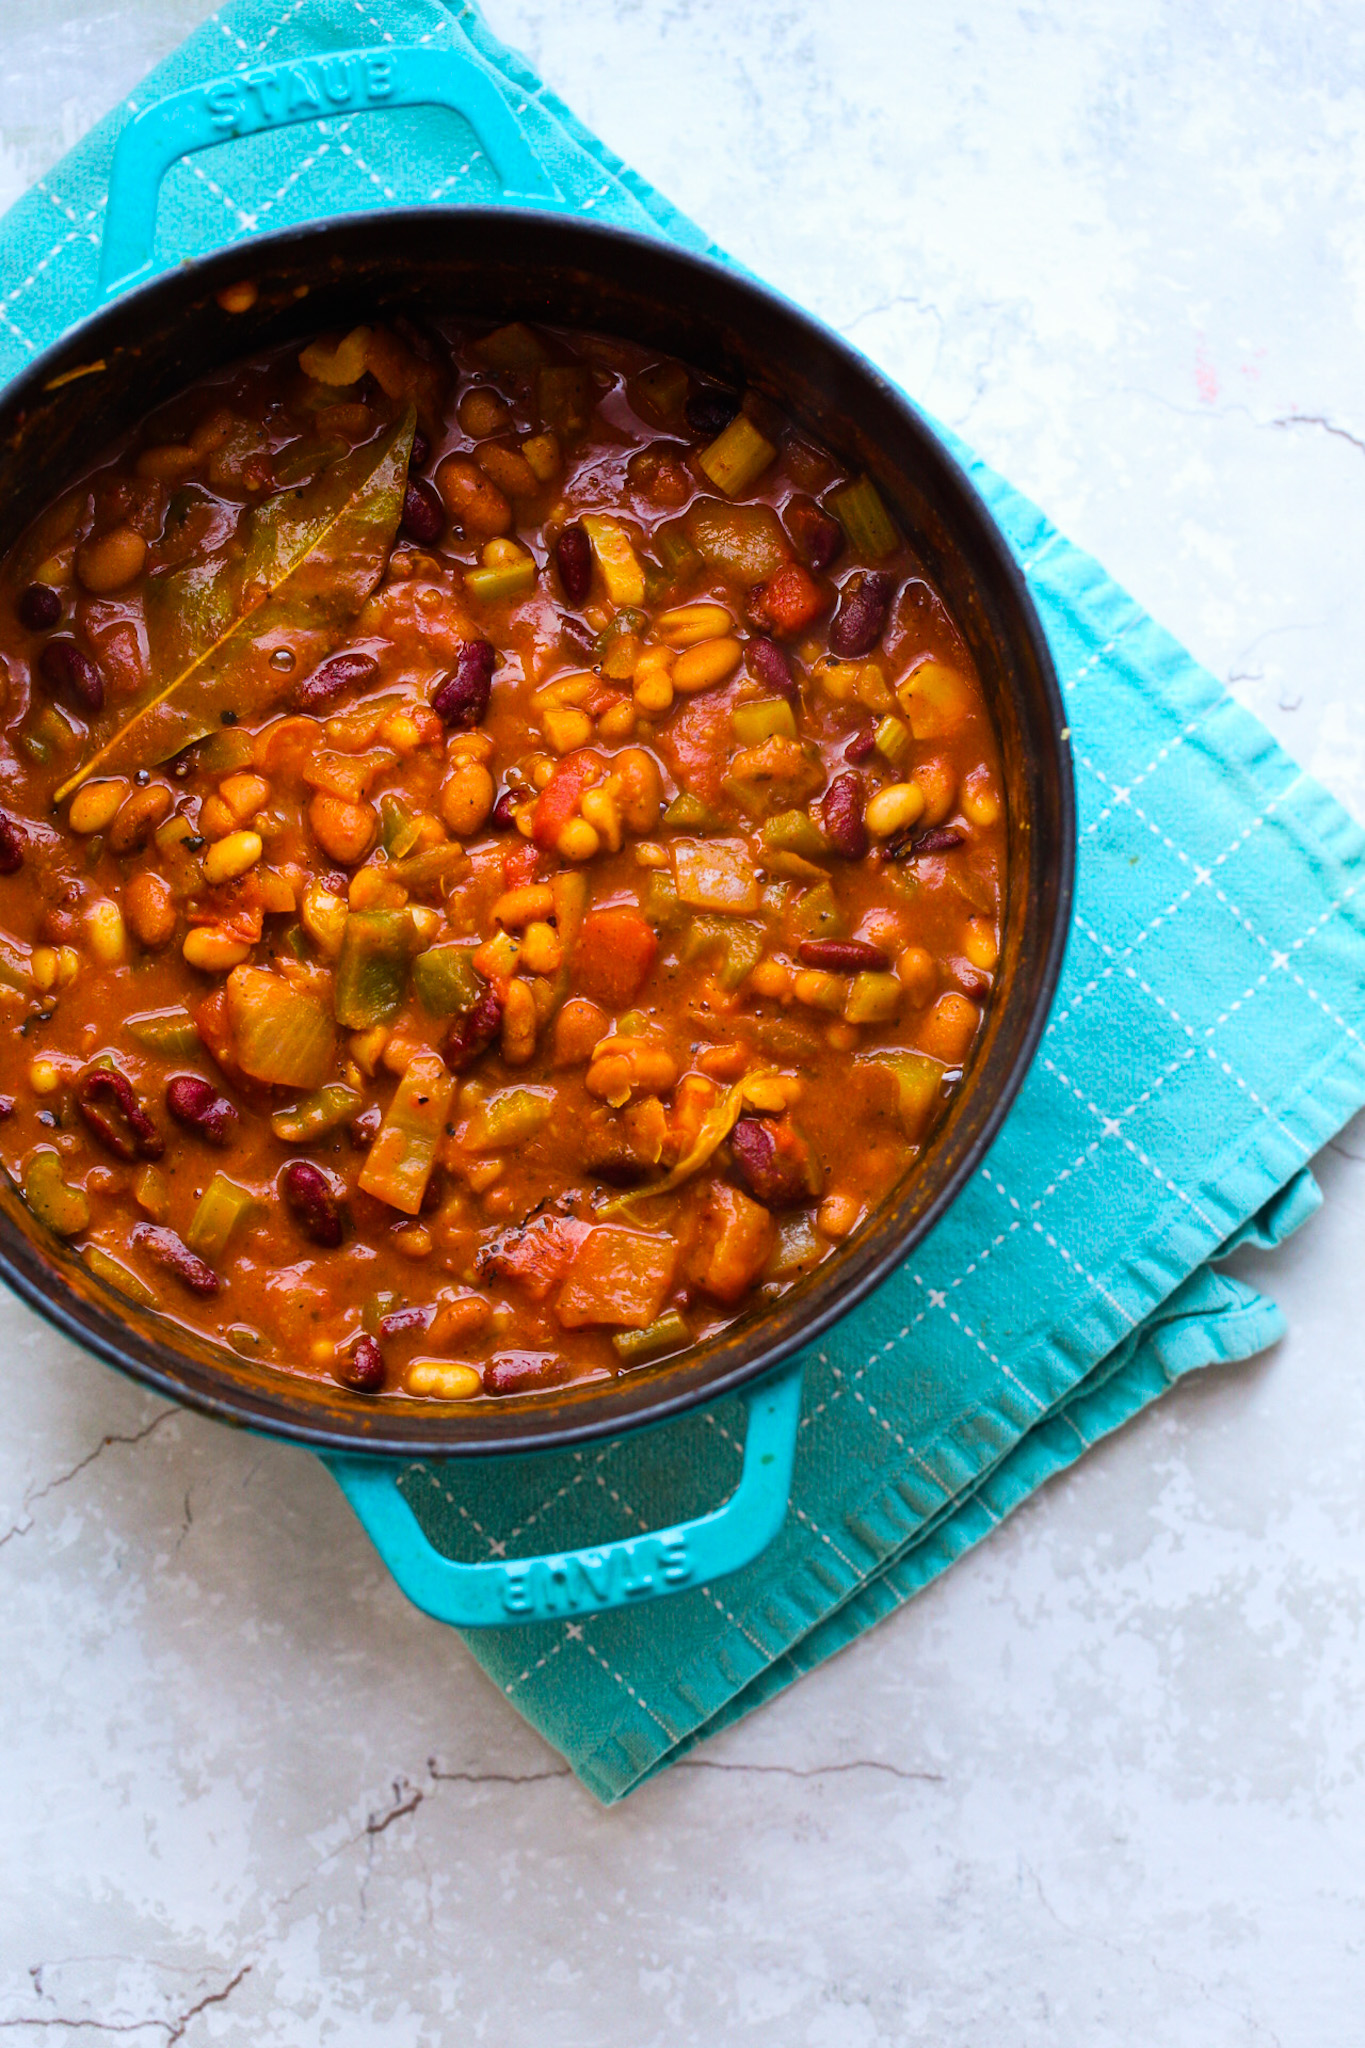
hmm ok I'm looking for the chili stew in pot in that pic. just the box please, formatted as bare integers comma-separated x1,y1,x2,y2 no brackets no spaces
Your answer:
0,310,1005,1402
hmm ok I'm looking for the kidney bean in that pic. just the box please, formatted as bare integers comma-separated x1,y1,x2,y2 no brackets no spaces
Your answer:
133,1223,220,1296
798,938,891,973
280,1159,345,1248
75,1069,164,1161
378,1303,434,1339
684,388,740,437
336,1334,385,1394
17,583,61,632
554,523,592,606
445,984,502,1070
0,1097,14,1120
489,788,520,831
746,634,797,700
484,1350,570,1396
786,498,843,573
293,649,378,713
39,638,104,713
729,1117,810,1210
890,823,968,861
829,571,894,658
821,770,868,859
410,429,431,468
401,476,445,545
431,639,495,729
0,811,24,874
348,1102,383,1149
166,1073,238,1145
843,722,877,764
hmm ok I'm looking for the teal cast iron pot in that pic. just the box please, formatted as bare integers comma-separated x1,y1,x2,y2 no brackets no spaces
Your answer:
0,44,1075,1627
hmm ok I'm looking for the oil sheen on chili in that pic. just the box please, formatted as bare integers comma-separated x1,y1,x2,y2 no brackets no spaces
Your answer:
0,309,1006,1402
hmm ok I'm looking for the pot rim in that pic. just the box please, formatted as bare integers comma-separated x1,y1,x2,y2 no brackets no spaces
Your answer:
0,205,1076,1458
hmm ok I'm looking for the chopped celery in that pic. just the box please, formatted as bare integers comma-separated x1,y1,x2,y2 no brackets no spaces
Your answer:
580,515,646,607
612,1308,691,1365
762,809,828,860
380,792,421,858
860,1049,944,1139
680,915,765,991
464,556,537,604
84,1243,159,1307
23,1149,88,1237
662,791,722,832
198,728,257,774
412,943,481,1017
844,971,902,1025
874,713,912,767
270,1083,362,1144
635,361,689,422
536,363,592,436
333,909,417,1029
186,1172,260,1260
476,322,550,369
465,1086,553,1151
731,697,798,747
358,1052,456,1214
698,413,777,496
642,871,685,929
782,881,847,946
0,938,29,997
226,966,337,1089
126,1007,201,1057
828,475,898,560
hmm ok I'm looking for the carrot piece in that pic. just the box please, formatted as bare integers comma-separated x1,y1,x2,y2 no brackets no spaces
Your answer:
751,563,827,637
554,1225,677,1329
572,907,658,1009
531,751,599,849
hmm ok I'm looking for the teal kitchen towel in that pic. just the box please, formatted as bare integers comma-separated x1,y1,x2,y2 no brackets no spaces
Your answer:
2,0,1362,1804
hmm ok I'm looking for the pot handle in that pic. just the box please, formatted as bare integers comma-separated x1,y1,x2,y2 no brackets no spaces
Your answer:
99,44,564,301
321,1360,803,1629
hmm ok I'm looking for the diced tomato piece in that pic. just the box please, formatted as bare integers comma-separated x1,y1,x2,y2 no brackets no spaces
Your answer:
658,691,733,806
501,839,548,889
531,751,599,850
555,1226,677,1329
193,989,240,1076
573,907,658,1009
690,1181,775,1303
750,563,827,637
478,1214,591,1302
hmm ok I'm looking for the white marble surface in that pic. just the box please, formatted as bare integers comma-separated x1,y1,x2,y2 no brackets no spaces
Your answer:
3,3,1365,2041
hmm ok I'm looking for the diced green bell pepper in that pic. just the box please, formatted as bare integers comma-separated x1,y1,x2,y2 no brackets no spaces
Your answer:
537,364,592,436
126,1007,201,1057
762,809,828,860
663,791,723,831
412,943,481,1017
642,871,685,929
333,909,417,1029
844,971,903,1024
464,556,537,604
465,1087,554,1151
861,1049,945,1139
782,880,846,945
380,792,422,858
680,915,766,991
23,1150,88,1237
186,1172,260,1260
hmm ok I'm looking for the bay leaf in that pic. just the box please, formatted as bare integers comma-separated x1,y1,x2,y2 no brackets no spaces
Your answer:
55,407,415,800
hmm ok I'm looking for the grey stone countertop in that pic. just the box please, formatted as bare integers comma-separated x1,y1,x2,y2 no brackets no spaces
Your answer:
2,3,1364,2042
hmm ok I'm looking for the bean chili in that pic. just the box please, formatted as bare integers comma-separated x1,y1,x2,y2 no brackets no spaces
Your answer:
0,313,1005,1400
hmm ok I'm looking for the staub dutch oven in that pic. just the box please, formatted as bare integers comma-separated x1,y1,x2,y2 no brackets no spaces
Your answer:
0,44,1074,1626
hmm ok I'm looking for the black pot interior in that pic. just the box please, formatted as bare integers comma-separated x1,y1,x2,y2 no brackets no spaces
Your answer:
0,210,1074,1456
